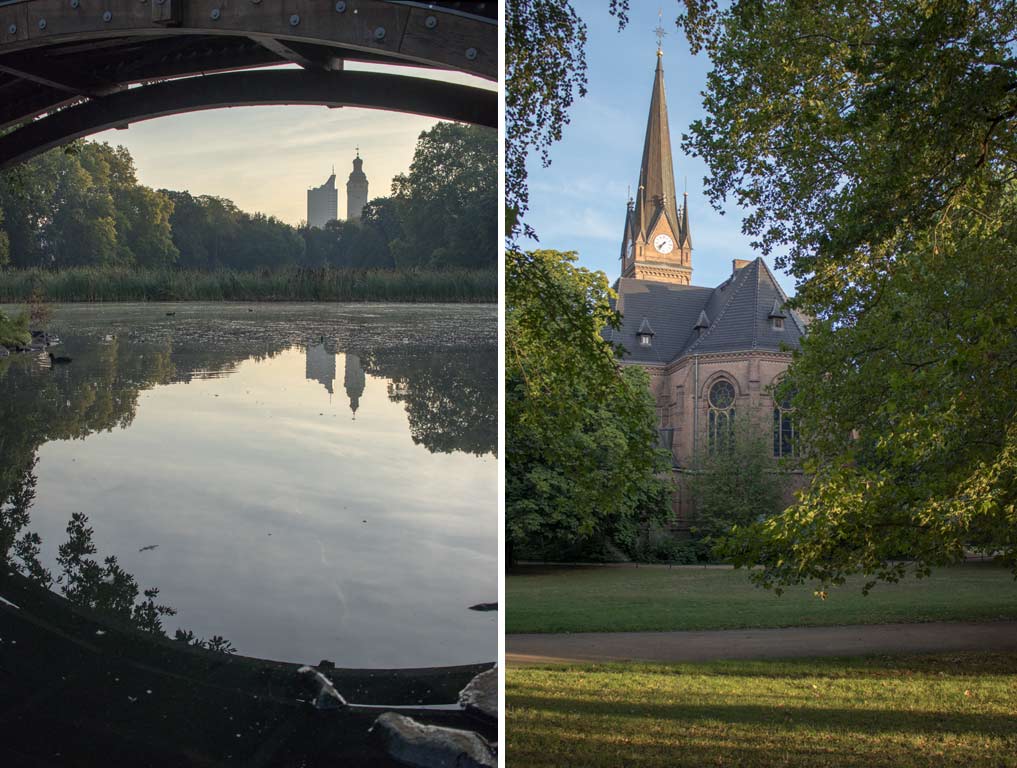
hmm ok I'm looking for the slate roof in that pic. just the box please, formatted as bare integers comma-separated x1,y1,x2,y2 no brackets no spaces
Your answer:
607,258,806,364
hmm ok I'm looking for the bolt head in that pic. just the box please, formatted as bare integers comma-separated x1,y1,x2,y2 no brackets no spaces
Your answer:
335,1,347,11
38,18,47,30
425,15,437,29
289,14,300,26
103,10,112,21
8,24,16,35
211,8,221,20
465,47,478,61
374,26,386,41
71,0,80,8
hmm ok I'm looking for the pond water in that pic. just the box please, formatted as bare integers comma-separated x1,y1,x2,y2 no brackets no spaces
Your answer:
0,303,497,669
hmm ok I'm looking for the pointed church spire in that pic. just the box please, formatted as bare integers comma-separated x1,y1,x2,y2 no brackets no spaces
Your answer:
633,47,680,240
680,191,691,248
618,34,693,286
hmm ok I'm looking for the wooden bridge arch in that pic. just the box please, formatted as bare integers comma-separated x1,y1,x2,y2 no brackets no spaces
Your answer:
0,0,496,168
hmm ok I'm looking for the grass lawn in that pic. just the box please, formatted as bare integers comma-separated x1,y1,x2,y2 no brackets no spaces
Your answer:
507,563,1017,634
507,653,1017,767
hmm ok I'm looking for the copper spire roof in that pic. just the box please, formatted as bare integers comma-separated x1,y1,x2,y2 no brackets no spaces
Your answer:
633,52,680,240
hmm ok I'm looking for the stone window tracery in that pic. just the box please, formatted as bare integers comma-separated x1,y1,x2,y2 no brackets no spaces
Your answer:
773,390,797,458
707,379,735,454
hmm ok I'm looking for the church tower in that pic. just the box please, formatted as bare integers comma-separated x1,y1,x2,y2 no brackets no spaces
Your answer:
619,47,692,285
346,150,369,222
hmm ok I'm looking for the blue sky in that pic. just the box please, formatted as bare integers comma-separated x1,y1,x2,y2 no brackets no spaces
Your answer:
91,64,489,226
523,1,795,295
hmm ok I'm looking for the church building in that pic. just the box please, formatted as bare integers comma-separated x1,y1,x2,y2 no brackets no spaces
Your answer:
606,47,808,525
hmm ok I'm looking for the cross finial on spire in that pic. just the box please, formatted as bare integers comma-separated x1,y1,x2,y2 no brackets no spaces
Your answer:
355,145,360,157
655,8,666,54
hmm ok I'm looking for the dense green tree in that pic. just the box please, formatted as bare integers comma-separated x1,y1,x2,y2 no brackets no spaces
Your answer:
77,144,177,268
506,249,671,560
0,142,175,268
687,421,787,546
681,0,1017,588
392,123,496,268
354,197,402,268
229,211,305,269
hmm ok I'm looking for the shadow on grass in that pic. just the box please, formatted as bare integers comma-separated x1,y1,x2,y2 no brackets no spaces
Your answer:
528,653,1017,681
508,694,1017,737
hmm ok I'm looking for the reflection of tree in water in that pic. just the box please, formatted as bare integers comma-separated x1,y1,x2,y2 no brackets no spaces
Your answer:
1,324,493,648
0,337,260,648
55,512,177,635
1,464,233,650
366,347,497,456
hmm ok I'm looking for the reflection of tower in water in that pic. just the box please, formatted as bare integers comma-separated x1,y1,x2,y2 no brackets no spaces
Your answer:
343,353,366,418
305,343,335,396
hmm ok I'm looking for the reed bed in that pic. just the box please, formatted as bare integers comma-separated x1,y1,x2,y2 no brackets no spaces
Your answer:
0,267,497,303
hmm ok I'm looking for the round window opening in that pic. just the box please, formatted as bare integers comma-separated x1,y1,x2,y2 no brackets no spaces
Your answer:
709,380,735,409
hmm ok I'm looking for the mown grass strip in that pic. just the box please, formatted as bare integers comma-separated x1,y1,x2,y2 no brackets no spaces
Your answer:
507,653,1017,767
507,563,1017,634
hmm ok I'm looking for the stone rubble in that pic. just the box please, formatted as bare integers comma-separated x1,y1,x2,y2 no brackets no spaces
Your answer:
373,712,495,768
458,667,496,724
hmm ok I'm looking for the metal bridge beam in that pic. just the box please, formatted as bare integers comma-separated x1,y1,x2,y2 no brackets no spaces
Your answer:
0,68,495,169
0,0,495,81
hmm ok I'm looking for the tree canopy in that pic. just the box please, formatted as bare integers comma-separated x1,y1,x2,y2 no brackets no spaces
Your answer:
684,0,1017,588
506,249,671,559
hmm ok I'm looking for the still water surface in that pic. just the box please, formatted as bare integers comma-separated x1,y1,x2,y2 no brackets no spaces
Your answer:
0,303,496,668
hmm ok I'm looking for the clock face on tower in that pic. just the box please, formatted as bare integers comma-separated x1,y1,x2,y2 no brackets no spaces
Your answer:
653,234,675,254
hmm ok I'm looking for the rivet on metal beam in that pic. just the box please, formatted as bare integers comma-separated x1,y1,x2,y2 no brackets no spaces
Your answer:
8,23,16,35
211,8,221,20
335,1,347,11
289,14,300,26
103,10,112,22
71,0,80,9
38,19,47,30
374,26,386,41
425,15,438,29
465,47,478,60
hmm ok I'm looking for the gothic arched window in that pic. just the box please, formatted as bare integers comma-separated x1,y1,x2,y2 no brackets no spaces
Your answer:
773,390,797,457
707,379,736,454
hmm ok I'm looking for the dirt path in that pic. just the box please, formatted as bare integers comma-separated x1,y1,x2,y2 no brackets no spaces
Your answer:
507,620,1017,666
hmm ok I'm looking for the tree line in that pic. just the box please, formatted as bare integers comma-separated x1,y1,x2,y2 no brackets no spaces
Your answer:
0,122,495,273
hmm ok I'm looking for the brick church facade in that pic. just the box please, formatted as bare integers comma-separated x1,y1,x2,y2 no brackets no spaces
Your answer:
607,49,807,526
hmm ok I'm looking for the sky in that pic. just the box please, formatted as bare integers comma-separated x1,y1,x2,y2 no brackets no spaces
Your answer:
90,63,491,226
523,1,795,295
